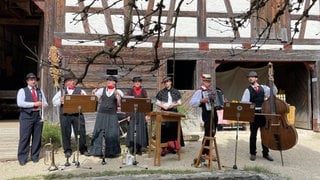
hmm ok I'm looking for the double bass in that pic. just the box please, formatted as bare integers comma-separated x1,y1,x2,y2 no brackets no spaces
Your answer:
260,62,298,164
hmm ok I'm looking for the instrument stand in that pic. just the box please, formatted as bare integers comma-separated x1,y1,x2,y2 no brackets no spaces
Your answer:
223,102,255,170
120,104,148,169
62,95,98,170
194,104,221,170
233,111,240,169
101,130,107,165
72,106,92,169
119,98,152,170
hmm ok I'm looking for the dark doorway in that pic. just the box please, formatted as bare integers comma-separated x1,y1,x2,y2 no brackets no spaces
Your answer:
216,61,311,130
0,1,43,119
167,60,196,90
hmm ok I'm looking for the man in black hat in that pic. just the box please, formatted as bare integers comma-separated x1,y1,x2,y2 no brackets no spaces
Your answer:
156,76,185,156
52,73,89,159
125,77,149,155
16,72,48,166
241,71,277,161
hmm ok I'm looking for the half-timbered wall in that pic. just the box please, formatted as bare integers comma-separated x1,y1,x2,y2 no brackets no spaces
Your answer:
38,0,320,130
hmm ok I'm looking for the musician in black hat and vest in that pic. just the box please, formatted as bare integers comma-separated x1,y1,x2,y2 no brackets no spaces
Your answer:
17,72,48,166
52,72,89,158
89,75,124,157
126,76,149,155
156,76,185,156
241,71,277,161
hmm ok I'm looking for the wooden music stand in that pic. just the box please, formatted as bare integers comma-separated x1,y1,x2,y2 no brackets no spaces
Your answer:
62,94,97,169
63,95,98,113
223,102,255,122
121,98,153,113
120,97,152,169
223,102,255,170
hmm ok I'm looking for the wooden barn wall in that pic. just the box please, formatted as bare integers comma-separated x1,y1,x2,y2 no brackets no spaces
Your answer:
312,61,320,132
43,37,320,130
60,46,161,99
41,0,320,130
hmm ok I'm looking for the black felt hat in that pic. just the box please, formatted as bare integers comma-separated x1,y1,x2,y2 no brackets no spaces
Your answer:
25,73,39,81
63,72,76,82
106,75,118,83
132,76,142,82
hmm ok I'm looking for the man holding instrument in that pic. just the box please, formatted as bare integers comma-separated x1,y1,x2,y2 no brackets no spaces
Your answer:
189,74,224,158
241,71,277,161
52,72,89,158
17,73,48,166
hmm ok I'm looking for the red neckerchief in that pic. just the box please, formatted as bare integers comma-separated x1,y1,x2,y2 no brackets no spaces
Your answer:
107,85,115,90
133,86,142,96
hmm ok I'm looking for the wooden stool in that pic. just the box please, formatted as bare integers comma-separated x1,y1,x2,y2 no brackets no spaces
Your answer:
194,136,221,170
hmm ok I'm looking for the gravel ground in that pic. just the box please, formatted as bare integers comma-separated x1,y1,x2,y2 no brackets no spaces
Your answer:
1,127,320,180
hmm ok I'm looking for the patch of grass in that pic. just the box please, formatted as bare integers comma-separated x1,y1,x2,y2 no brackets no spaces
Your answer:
42,169,201,180
42,120,62,148
243,165,277,175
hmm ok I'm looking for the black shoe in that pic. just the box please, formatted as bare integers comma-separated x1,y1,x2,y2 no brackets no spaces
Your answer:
140,147,147,153
167,148,176,154
32,159,39,163
81,151,90,156
263,155,274,161
136,151,143,156
19,161,26,166
250,154,256,161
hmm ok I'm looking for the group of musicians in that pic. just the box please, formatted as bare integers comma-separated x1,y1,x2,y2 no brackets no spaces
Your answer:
17,70,277,166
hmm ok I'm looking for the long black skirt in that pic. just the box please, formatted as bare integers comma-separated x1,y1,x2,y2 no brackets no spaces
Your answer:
89,112,121,157
125,112,148,151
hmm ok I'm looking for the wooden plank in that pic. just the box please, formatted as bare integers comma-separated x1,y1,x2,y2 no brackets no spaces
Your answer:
55,32,320,45
101,0,115,34
143,0,155,33
197,0,206,38
298,0,310,39
55,0,65,32
224,0,240,38
78,1,90,33
164,0,175,37
59,44,320,61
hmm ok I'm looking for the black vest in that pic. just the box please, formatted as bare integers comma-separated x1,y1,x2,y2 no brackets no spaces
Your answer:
21,87,41,113
98,88,117,113
248,86,265,107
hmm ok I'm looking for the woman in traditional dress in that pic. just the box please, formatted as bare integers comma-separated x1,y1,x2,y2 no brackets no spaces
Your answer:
125,77,149,155
89,75,124,157
155,76,185,156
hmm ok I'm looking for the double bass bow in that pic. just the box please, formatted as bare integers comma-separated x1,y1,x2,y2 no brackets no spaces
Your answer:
260,62,298,165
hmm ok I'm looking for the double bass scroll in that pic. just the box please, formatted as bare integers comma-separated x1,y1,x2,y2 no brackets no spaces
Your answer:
260,62,298,151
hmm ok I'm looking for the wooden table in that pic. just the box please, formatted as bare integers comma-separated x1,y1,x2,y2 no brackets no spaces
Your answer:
147,111,185,166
